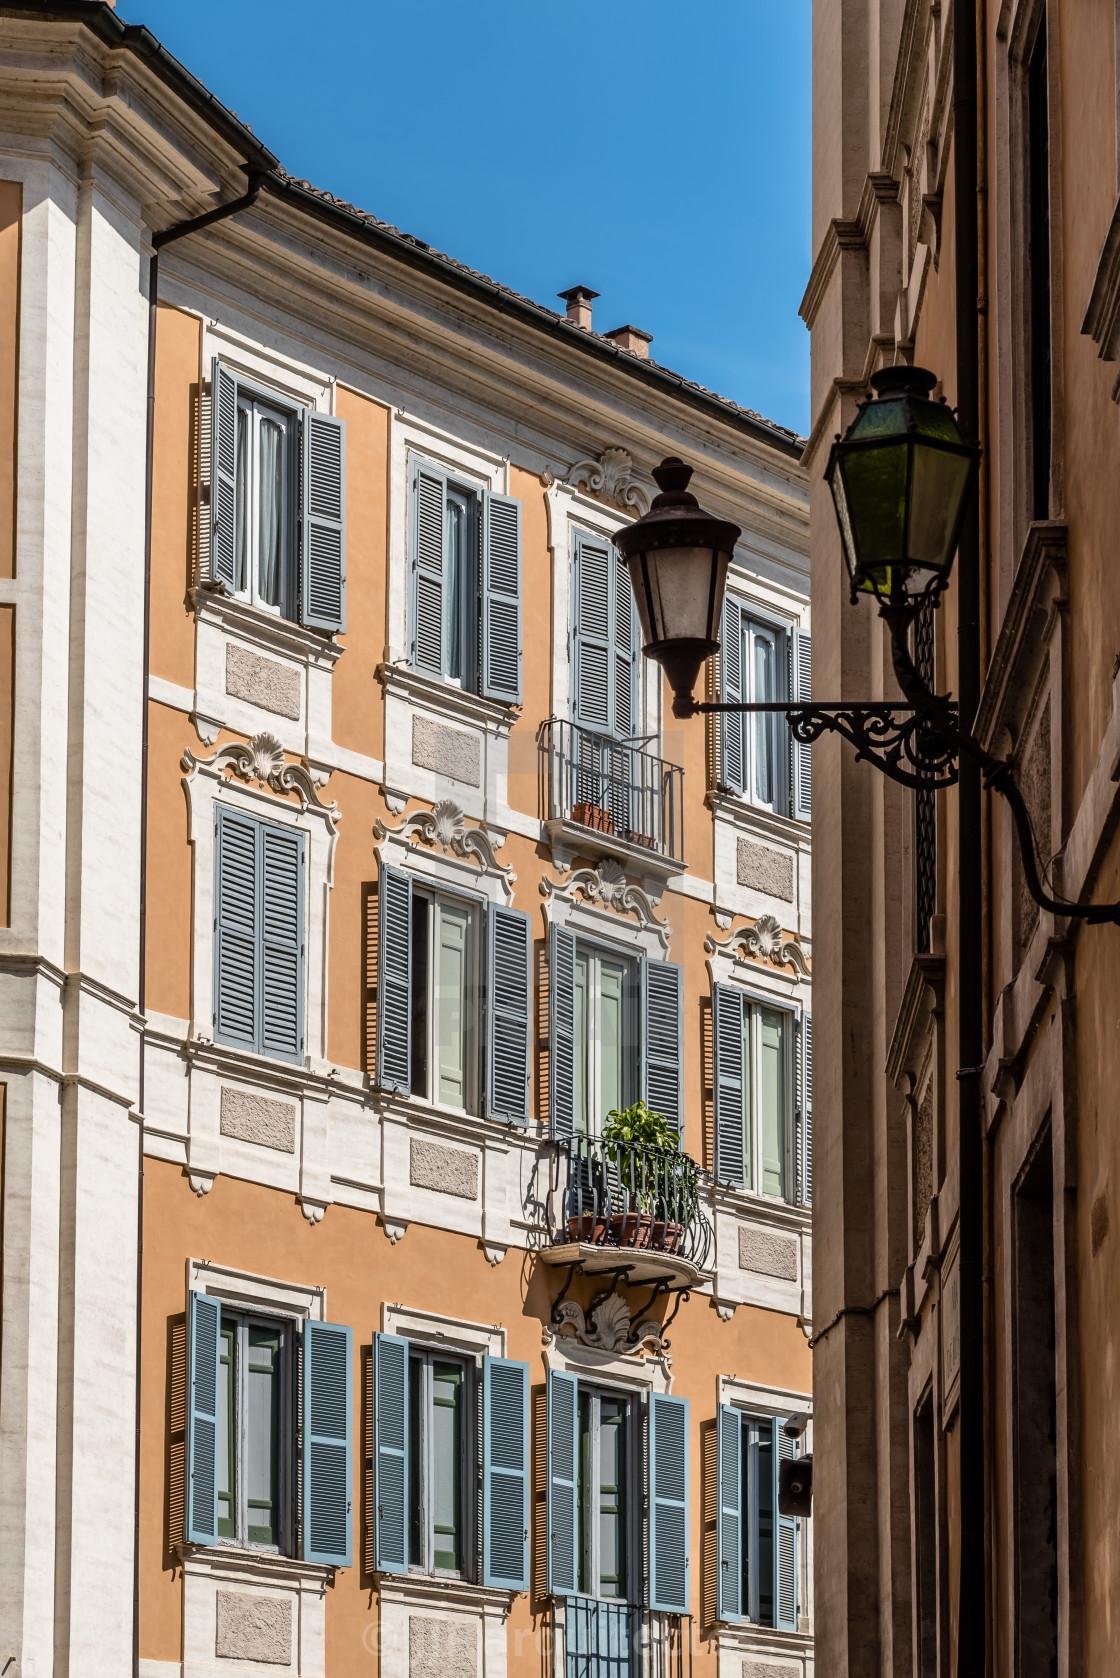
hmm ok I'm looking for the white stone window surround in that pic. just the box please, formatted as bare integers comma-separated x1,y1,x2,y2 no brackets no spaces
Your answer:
716,1377,814,1652
180,1261,332,1678
543,481,660,745
711,796,812,941
182,742,339,1069
192,319,344,776
381,1302,507,1360
542,1324,673,1396
377,1571,515,1678
382,414,516,824
539,865,672,962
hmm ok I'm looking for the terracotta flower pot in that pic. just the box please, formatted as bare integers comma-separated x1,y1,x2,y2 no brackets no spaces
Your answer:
568,1213,608,1245
610,1211,652,1248
572,802,615,834
651,1220,683,1254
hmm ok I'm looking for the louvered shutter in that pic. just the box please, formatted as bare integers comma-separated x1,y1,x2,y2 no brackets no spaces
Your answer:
482,1356,530,1589
300,409,346,632
719,597,744,792
546,1369,578,1595
186,1291,221,1545
375,864,412,1092
641,959,684,1138
214,808,259,1051
717,1405,743,1622
302,1320,352,1566
792,628,812,820
775,1422,798,1629
614,552,639,737
648,1392,690,1613
713,983,746,1184
486,906,531,1126
373,1332,409,1574
261,824,304,1063
481,491,522,703
572,533,613,733
411,461,446,675
800,1013,813,1207
549,923,577,1139
210,358,239,589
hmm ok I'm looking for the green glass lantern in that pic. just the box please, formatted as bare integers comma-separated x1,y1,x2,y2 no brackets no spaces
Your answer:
825,365,980,606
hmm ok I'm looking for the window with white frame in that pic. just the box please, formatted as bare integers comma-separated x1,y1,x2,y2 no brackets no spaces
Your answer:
217,1309,292,1549
408,456,522,703
713,986,811,1205
574,944,637,1134
718,593,811,821
577,1385,633,1599
210,357,346,634
408,1347,470,1574
716,1406,800,1631
185,1292,352,1567
372,1331,530,1590
409,887,479,1112
374,863,532,1126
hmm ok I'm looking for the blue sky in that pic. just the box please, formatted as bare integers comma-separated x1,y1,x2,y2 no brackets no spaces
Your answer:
133,1,811,436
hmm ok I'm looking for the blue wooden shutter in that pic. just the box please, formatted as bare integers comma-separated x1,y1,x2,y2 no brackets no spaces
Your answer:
482,1356,530,1589
261,824,304,1063
800,1013,813,1207
487,906,531,1126
373,1332,409,1574
642,959,684,1137
774,1421,798,1629
613,551,639,738
375,864,412,1092
302,1320,352,1566
719,596,744,792
792,628,811,820
546,1369,578,1596
186,1291,221,1545
572,533,612,733
549,923,577,1139
300,409,346,632
713,982,746,1183
481,490,522,703
648,1392,690,1612
717,1404,743,1623
411,461,446,675
214,807,259,1051
210,358,239,589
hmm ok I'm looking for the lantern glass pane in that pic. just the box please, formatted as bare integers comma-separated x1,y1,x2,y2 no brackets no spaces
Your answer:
840,440,909,565
639,546,724,645
849,394,909,440
829,465,859,579
908,445,972,573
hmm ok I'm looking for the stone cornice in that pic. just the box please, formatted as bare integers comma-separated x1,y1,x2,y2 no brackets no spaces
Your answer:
974,521,1068,753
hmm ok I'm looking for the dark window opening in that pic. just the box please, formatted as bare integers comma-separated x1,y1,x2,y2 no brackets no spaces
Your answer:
1013,1129,1058,1678
914,1391,938,1678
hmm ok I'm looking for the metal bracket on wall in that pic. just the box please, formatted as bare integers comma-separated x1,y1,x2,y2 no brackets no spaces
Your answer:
691,699,959,791
550,1260,584,1325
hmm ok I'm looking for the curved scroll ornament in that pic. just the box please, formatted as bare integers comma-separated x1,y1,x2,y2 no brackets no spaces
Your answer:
789,703,958,791
551,1292,664,1355
565,447,651,515
181,731,338,822
374,798,514,882
705,913,810,977
541,859,670,953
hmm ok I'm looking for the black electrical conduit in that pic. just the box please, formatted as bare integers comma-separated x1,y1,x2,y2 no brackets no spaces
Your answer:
132,168,263,1678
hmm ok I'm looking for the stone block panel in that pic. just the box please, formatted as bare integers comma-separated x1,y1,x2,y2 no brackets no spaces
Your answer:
220,1087,297,1153
214,1590,292,1664
411,714,481,786
736,836,794,901
225,642,301,721
738,1224,798,1280
409,1137,479,1200
409,1614,477,1677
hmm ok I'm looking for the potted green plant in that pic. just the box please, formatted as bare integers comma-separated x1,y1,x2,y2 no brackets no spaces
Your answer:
601,1101,698,1253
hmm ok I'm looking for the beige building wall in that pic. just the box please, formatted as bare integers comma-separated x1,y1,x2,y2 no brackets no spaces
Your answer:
806,2,1120,1674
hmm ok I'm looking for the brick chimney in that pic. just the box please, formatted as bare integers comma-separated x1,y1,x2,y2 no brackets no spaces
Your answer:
603,324,653,360
558,285,599,330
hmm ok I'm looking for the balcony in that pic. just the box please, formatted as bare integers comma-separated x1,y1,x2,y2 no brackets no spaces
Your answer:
544,1135,714,1289
538,719,685,873
544,1599,692,1678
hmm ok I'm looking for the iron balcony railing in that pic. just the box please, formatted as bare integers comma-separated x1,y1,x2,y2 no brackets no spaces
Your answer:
538,718,684,862
544,1599,692,1678
552,1135,713,1275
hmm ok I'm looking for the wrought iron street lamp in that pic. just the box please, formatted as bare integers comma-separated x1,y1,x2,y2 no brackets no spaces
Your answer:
615,383,1120,925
